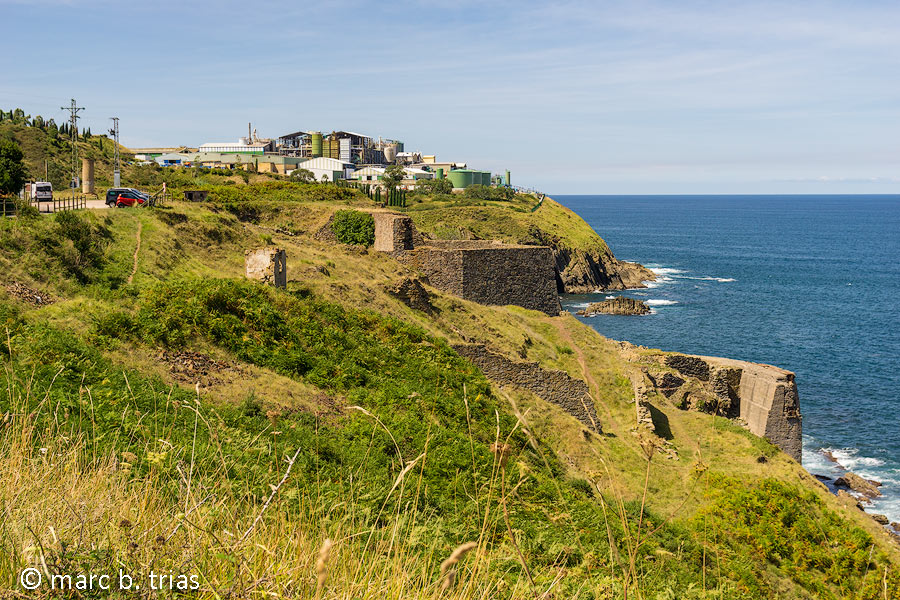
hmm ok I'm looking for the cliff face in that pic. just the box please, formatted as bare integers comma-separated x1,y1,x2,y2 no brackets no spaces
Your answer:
551,242,655,293
527,225,655,293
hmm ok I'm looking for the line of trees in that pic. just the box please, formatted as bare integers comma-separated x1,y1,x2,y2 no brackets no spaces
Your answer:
0,108,95,140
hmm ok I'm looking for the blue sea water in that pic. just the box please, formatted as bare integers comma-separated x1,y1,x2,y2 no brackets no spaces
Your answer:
556,195,900,523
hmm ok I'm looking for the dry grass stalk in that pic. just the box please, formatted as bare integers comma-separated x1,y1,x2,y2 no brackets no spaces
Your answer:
238,445,303,545
315,538,333,600
439,541,477,593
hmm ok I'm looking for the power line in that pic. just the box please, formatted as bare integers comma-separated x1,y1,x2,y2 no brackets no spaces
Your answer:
60,98,84,190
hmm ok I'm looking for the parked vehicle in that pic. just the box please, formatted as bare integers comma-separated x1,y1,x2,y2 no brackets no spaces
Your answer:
105,188,150,208
30,181,53,202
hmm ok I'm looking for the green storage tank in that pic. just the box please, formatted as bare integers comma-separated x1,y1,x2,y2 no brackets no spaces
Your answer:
436,168,444,179
480,171,491,186
311,132,323,157
504,170,511,187
447,170,476,189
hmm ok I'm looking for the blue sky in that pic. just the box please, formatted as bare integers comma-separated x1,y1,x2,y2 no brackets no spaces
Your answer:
3,0,899,194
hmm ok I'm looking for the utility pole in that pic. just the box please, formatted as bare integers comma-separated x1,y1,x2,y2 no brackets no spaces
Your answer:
109,117,120,187
60,98,84,191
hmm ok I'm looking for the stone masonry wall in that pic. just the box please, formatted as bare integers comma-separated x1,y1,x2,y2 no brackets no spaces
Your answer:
452,343,601,432
460,246,561,315
653,353,802,461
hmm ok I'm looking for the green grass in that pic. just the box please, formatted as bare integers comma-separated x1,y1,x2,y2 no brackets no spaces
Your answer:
0,176,897,597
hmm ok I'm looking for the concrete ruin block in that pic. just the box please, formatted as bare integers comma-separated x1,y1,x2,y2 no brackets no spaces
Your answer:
245,247,286,288
373,213,416,252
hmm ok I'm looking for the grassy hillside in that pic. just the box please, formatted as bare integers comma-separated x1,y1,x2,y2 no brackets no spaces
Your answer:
0,189,897,598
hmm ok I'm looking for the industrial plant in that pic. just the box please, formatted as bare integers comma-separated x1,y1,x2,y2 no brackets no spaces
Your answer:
131,123,513,190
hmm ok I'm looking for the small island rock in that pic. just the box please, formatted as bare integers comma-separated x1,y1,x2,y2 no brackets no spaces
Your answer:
578,296,651,316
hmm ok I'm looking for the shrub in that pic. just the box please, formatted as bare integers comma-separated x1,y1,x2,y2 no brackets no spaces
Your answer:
464,184,515,201
331,209,374,246
414,178,453,195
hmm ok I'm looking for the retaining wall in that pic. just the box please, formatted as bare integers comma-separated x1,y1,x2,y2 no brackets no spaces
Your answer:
452,343,600,432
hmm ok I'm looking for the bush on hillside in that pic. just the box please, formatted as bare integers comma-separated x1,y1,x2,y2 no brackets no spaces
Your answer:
45,211,112,282
464,184,515,201
414,177,453,195
331,209,374,246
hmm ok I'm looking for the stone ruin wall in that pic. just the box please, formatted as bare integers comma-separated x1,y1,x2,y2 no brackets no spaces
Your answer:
452,343,601,433
372,213,561,316
245,247,286,288
659,353,802,461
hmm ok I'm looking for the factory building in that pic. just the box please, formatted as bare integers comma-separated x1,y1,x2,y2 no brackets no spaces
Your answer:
198,139,273,154
349,166,435,188
290,157,354,182
154,153,190,166
278,130,405,165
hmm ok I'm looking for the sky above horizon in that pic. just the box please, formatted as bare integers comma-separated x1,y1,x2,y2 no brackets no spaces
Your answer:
3,0,899,194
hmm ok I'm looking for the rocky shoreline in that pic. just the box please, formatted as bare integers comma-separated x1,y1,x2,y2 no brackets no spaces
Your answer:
815,449,900,539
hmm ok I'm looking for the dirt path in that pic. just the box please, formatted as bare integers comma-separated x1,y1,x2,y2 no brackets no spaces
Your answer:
550,317,616,432
127,221,142,284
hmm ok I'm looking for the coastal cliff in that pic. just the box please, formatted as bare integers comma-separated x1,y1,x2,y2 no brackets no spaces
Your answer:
405,195,656,293
0,169,897,597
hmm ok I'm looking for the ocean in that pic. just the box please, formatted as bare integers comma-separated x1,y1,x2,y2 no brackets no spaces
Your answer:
556,195,900,523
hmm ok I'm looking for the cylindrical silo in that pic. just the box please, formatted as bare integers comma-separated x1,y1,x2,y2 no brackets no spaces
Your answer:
311,132,323,157
504,170,511,187
480,171,491,186
81,158,95,194
436,167,444,179
447,170,475,189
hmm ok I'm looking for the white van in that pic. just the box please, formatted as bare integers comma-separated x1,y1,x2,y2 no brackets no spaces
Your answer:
30,181,53,202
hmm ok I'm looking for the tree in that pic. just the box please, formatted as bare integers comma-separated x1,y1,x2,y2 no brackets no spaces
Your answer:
0,140,27,196
415,177,452,195
382,164,405,195
289,168,314,183
12,108,25,124
32,115,44,130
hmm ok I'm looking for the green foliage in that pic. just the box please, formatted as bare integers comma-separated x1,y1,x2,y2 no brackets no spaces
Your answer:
698,475,900,599
415,177,453,195
382,164,405,193
0,140,27,195
331,209,375,246
47,211,111,282
288,168,315,183
464,184,515,201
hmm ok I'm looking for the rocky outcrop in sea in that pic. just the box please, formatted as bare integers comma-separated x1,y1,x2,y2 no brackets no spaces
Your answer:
577,296,651,316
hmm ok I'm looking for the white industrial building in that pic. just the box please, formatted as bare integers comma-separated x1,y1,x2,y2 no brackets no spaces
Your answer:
289,157,354,182
350,166,385,182
199,139,273,154
350,166,435,188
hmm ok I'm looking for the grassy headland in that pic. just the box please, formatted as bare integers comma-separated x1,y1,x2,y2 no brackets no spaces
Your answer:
0,182,897,598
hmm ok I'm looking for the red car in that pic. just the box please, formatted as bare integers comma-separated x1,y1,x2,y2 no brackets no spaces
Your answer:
106,188,150,208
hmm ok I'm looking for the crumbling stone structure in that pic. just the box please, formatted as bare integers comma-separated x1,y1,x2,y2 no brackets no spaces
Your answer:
371,213,561,316
245,247,286,288
652,353,802,461
452,343,600,432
